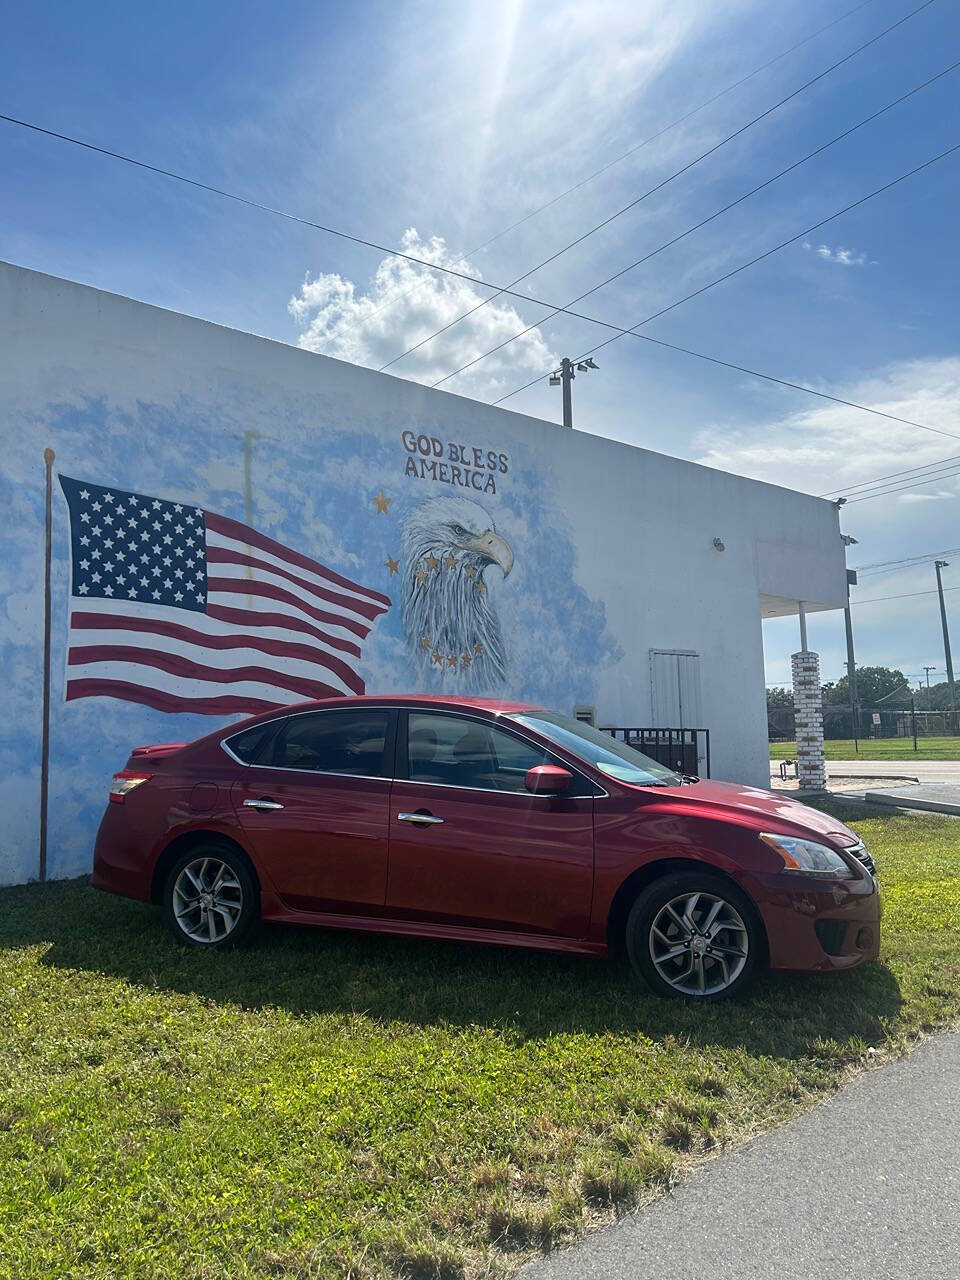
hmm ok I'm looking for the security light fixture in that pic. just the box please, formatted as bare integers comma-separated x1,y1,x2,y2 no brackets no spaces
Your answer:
553,356,599,427
713,537,725,552
834,497,847,507
841,534,859,546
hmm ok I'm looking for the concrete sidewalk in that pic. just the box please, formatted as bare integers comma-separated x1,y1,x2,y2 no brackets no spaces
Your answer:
521,1033,960,1280
827,760,960,782
864,783,960,816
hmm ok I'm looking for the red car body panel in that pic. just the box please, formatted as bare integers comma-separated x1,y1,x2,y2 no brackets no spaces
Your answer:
231,771,391,916
386,780,595,937
92,694,881,972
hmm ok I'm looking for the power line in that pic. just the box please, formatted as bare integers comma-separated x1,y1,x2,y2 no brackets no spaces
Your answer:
3,71,955,448
454,1,888,262
852,584,960,606
820,451,960,496
375,0,938,373
430,59,959,388
490,141,960,413
855,547,960,575
845,463,960,502
339,0,889,331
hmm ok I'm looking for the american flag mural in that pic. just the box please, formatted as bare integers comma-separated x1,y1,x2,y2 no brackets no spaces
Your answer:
59,476,391,715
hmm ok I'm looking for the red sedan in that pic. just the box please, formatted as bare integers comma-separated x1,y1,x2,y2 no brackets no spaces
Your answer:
93,695,880,999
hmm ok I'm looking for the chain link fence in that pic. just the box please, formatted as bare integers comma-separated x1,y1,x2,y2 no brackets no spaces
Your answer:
769,703,960,743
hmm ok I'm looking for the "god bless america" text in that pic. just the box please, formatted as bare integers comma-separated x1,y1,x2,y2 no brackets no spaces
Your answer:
401,431,509,495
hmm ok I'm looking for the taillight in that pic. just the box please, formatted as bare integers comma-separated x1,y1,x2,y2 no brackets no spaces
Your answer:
109,771,152,804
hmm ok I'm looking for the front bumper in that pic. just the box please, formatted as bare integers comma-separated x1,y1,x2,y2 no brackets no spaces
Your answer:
748,868,881,972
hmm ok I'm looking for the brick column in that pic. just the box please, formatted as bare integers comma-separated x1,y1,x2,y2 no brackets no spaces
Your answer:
791,650,826,791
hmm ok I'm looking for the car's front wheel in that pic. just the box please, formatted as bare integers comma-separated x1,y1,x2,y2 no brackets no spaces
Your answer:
626,871,760,1000
163,844,258,949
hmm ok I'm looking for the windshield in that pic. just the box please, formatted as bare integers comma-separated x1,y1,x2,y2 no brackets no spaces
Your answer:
509,711,681,787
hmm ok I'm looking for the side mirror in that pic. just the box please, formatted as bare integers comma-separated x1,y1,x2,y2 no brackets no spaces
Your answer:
525,764,573,795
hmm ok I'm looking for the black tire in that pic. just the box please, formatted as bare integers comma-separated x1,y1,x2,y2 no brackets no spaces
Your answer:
162,842,259,949
625,870,761,1000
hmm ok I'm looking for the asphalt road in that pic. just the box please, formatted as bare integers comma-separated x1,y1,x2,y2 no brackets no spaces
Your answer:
521,1032,960,1280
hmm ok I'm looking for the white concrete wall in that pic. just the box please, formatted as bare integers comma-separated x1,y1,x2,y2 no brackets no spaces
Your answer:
0,262,847,885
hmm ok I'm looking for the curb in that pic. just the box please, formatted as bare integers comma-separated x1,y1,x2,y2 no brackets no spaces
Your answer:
864,792,960,817
828,773,919,784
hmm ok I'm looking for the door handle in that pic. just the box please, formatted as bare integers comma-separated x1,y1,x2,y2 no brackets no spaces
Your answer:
397,811,444,826
243,798,284,811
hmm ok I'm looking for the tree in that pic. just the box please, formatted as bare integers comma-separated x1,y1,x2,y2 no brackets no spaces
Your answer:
919,680,954,711
766,687,793,710
822,666,909,707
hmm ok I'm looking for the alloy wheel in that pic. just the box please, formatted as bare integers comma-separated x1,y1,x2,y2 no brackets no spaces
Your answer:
172,856,244,944
648,890,749,996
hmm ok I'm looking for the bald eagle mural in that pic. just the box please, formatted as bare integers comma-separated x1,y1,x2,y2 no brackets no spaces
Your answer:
401,495,514,690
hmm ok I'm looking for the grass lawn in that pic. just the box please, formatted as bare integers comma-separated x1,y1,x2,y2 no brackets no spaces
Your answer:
770,736,960,761
1,804,959,1280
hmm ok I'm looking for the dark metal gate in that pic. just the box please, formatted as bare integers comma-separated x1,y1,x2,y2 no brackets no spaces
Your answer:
600,726,710,777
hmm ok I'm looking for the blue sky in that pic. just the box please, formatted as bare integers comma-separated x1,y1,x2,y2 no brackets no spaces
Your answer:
2,0,959,690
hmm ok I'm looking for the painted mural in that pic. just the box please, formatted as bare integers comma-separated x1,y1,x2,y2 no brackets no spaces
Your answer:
0,397,622,886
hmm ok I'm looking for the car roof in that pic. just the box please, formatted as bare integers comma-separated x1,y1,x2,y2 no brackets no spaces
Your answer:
271,694,543,715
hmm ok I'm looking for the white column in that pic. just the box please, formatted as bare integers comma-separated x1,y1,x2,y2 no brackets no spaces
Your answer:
791,649,826,790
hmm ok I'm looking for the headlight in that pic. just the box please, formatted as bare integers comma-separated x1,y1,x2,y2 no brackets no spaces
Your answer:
759,833,857,879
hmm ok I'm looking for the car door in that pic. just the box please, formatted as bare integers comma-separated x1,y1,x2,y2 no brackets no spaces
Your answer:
230,707,395,915
386,710,595,938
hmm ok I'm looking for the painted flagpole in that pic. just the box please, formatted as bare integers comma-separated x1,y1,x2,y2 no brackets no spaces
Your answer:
39,447,55,882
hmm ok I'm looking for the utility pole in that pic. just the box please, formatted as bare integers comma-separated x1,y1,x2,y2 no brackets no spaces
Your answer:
922,665,936,706
844,568,859,750
549,356,598,429
934,560,956,730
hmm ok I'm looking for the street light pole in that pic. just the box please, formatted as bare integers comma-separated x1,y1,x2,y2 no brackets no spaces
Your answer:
934,560,956,729
560,358,574,430
549,356,598,429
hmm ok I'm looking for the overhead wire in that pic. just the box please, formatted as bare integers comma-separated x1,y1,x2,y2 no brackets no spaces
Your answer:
854,547,960,575
844,463,960,502
488,141,960,415
375,0,938,372
428,58,960,387
851,584,960,605
336,0,889,329
819,451,960,496
2,47,956,447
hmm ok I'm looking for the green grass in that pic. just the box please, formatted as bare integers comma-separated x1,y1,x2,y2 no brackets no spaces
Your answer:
1,805,959,1280
770,736,960,761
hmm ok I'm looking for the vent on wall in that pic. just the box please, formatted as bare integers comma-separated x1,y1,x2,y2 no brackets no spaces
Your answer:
573,705,597,726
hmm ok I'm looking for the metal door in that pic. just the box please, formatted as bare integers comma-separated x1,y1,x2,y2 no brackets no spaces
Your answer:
650,649,702,730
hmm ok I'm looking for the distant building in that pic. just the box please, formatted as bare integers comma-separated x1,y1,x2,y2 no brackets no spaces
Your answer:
0,262,846,886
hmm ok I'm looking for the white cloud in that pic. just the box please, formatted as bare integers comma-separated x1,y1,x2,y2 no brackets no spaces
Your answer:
896,490,956,503
288,228,558,399
693,355,960,500
802,241,869,267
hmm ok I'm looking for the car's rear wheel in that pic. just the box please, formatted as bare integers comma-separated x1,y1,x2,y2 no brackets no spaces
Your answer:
163,845,258,949
625,871,760,1000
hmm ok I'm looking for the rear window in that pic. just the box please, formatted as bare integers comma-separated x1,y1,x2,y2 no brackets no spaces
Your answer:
224,720,279,764
273,710,390,776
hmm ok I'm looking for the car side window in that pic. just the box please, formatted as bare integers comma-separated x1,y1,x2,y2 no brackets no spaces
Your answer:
224,720,280,764
406,713,552,793
272,710,390,776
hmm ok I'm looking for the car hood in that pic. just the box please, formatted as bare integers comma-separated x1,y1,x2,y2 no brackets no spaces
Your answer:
641,778,859,845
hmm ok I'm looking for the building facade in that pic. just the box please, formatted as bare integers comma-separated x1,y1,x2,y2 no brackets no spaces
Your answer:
0,262,846,886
